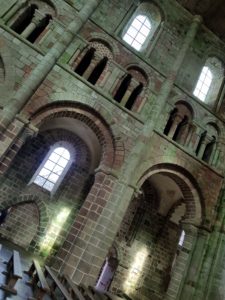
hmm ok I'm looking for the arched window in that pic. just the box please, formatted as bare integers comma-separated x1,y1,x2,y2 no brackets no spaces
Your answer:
121,2,162,52
123,15,151,51
193,57,224,107
193,66,213,101
32,145,71,193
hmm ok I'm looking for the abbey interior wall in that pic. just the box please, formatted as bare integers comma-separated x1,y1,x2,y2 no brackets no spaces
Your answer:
0,0,225,299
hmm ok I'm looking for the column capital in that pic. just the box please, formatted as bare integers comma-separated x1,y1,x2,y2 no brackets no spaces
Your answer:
33,10,46,26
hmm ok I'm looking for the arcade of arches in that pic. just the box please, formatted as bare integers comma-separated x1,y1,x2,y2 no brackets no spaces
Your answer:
1,0,225,300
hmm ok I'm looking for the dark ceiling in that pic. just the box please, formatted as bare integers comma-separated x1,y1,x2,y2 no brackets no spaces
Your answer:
177,0,225,40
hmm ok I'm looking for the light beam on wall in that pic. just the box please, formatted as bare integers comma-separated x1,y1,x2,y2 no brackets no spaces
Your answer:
123,246,148,294
40,207,70,255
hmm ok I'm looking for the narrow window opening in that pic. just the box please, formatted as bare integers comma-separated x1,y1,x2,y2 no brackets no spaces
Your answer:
125,83,143,110
27,14,52,43
114,74,132,102
88,56,108,85
0,57,4,83
75,48,95,76
178,230,185,247
11,4,38,34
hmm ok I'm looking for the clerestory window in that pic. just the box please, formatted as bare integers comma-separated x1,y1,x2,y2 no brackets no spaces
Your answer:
178,230,185,247
123,15,151,51
193,66,213,102
31,145,72,193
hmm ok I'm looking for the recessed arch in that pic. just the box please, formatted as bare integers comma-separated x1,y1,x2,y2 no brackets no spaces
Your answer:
29,102,124,170
137,163,203,226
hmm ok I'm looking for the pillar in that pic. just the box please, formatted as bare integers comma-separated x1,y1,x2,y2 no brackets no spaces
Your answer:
21,10,45,39
120,77,137,106
167,114,183,139
54,168,136,286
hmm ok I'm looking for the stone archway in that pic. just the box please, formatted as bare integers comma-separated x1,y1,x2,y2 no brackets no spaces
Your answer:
110,163,203,300
30,101,125,171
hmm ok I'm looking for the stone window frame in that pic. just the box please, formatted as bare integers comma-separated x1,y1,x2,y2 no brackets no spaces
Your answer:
29,141,75,195
121,2,162,53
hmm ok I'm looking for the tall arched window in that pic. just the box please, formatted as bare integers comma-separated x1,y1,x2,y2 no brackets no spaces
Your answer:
193,57,224,107
32,145,72,193
123,15,151,51
122,2,162,52
193,66,213,101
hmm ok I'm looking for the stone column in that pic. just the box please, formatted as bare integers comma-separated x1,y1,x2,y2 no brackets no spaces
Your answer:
0,0,101,136
2,0,27,23
167,114,183,139
83,53,100,80
21,10,45,39
105,66,123,94
54,168,136,286
197,136,208,159
120,77,137,106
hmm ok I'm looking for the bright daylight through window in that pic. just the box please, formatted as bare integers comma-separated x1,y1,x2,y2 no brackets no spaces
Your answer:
193,66,213,101
123,15,151,51
34,147,70,191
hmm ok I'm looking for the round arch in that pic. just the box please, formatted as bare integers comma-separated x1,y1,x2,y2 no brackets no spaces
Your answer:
29,101,125,170
137,163,203,226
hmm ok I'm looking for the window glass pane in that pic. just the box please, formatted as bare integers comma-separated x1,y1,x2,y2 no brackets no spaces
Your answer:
136,33,147,44
34,176,45,186
39,168,51,179
132,40,142,51
140,25,150,36
132,19,142,30
193,66,212,102
123,34,133,45
144,19,151,29
62,149,70,160
49,152,60,162
48,173,59,183
53,165,64,175
54,147,65,155
123,15,151,51
127,27,138,37
136,15,146,23
58,157,68,167
33,146,71,192
44,160,55,171
43,181,54,191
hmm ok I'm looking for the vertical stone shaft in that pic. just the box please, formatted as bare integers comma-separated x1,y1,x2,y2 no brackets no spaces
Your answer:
0,0,101,131
123,15,202,180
